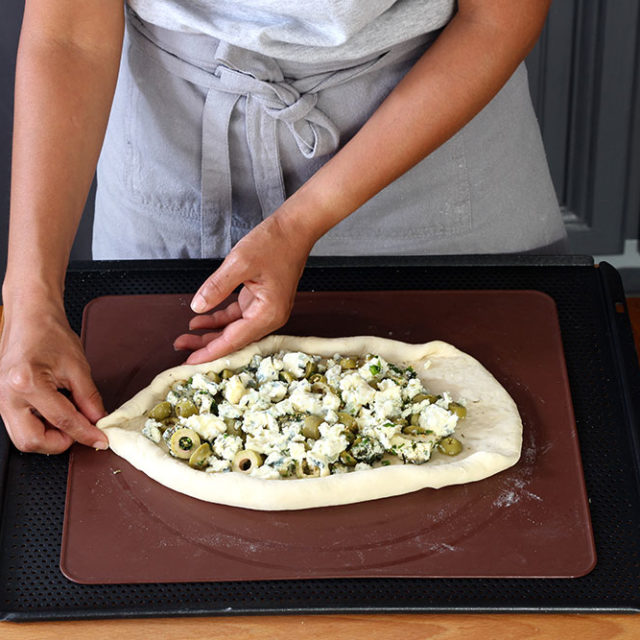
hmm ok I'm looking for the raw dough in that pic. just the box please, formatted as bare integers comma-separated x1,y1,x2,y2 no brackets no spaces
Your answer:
98,336,522,510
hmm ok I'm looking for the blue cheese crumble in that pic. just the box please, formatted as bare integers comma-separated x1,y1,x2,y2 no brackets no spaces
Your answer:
141,350,466,477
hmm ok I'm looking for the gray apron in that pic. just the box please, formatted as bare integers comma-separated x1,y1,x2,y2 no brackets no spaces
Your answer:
94,8,567,259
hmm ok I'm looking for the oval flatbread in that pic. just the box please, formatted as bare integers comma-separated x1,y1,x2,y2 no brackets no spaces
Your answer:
97,335,522,510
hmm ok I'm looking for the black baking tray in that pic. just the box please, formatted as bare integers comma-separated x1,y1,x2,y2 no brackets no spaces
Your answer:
1,255,640,620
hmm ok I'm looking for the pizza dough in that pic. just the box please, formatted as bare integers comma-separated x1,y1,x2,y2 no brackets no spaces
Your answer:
97,336,523,510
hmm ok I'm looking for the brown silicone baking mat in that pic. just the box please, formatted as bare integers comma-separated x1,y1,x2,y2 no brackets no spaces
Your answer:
61,290,596,584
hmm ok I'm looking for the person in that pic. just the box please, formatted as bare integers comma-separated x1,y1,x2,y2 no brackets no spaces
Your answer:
0,0,565,455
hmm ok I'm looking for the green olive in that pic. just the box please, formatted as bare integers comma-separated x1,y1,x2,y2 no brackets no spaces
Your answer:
308,373,326,384
437,436,463,456
295,460,321,478
302,415,323,439
171,379,188,391
169,428,201,459
232,450,263,473
409,412,421,426
339,357,357,369
188,442,212,469
175,398,198,418
304,361,318,378
279,371,295,384
448,402,467,420
206,371,222,383
224,417,242,437
221,368,235,380
337,412,357,431
339,450,357,467
402,425,431,436
148,401,172,420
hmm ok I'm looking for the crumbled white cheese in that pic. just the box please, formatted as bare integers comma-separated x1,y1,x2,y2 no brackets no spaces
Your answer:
403,377,424,401
310,423,348,463
190,372,219,395
142,419,162,443
339,372,376,412
256,356,282,383
282,351,311,378
418,404,458,438
389,434,434,464
181,413,227,441
213,433,243,461
206,457,231,473
259,380,288,402
223,375,246,404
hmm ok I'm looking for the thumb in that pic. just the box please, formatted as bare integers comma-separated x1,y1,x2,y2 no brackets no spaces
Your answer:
191,254,247,313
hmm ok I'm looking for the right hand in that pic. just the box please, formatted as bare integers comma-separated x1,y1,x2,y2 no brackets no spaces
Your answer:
0,301,108,454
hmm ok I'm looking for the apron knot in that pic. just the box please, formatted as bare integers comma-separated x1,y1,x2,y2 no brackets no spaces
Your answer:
216,65,340,159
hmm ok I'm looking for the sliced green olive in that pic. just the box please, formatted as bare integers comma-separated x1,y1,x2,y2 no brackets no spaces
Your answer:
448,402,467,420
402,425,432,436
221,368,235,380
148,401,172,420
169,428,201,459
224,418,242,437
175,398,198,418
232,449,263,473
295,459,321,478
437,436,463,456
188,442,212,469
339,357,357,369
339,450,357,467
308,373,326,384
206,371,222,383
304,361,318,378
302,415,323,439
337,412,357,431
171,379,188,391
279,371,295,384
409,412,421,426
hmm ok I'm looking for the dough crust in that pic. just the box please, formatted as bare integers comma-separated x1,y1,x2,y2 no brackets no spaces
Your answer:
98,336,522,510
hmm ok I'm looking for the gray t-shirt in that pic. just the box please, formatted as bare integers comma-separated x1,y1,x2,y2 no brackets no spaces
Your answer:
127,0,456,63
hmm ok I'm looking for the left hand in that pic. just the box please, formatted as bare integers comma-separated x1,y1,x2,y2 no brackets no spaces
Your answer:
174,214,313,364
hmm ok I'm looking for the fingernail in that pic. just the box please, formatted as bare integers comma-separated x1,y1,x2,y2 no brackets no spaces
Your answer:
93,441,109,450
191,293,206,313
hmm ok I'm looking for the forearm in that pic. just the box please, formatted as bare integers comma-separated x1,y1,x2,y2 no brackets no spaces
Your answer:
274,0,551,243
3,2,124,309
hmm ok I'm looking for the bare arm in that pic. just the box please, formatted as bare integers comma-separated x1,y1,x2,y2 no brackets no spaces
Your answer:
278,0,552,240
178,0,552,362
0,0,124,453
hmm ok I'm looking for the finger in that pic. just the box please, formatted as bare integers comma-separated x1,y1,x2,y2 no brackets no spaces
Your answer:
173,331,222,352
185,316,272,365
31,388,109,450
3,406,74,454
188,302,242,330
191,255,247,314
65,362,108,427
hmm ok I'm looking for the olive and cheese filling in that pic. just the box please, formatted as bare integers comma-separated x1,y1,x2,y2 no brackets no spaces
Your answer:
141,351,466,479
